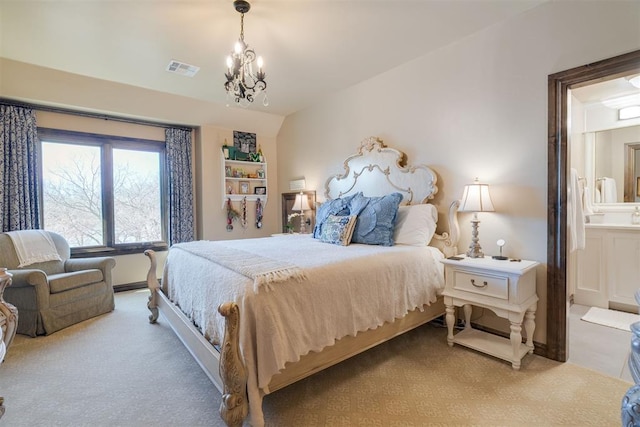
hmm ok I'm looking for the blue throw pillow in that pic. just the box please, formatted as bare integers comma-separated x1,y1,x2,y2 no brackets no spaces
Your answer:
349,192,403,246
318,215,357,246
313,193,360,238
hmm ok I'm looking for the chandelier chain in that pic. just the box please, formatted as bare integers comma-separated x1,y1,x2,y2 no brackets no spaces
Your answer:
239,13,244,41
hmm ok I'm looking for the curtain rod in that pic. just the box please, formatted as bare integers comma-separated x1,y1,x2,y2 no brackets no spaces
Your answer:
0,98,195,132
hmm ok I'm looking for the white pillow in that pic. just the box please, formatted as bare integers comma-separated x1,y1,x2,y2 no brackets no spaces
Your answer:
393,204,438,246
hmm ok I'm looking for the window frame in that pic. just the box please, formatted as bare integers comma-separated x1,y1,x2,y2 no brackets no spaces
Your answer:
38,128,169,257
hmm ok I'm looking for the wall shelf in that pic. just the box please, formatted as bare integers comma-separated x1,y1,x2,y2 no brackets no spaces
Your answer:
221,153,267,208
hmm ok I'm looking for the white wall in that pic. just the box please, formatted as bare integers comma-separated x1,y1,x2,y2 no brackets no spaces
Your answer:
276,1,640,343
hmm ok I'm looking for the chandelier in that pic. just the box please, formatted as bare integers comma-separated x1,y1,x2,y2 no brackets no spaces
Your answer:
224,0,268,107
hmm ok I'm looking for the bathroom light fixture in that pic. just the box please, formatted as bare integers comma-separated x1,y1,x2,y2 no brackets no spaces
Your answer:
224,0,268,107
458,178,495,258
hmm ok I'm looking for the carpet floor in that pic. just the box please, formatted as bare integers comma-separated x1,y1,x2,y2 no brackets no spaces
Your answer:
0,289,633,426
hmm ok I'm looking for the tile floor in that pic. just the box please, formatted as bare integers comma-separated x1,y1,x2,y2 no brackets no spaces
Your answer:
568,303,634,382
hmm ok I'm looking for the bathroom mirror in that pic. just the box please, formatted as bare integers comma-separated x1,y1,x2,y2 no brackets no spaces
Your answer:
593,126,640,203
572,73,640,204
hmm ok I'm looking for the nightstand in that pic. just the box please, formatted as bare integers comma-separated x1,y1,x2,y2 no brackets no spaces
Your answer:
441,256,538,370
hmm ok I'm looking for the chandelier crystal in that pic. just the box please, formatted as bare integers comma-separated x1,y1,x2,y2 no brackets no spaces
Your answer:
224,0,268,107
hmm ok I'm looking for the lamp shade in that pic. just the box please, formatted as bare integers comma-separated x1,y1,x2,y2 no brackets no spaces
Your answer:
459,179,494,213
292,193,311,211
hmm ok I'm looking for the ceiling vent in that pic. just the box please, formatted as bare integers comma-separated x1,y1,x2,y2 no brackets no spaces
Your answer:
166,60,200,77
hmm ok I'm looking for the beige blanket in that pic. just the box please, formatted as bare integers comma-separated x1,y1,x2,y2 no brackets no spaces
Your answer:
164,235,445,427
6,230,61,267
172,240,306,292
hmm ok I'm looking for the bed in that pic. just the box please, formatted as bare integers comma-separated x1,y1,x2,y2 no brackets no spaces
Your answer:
144,137,460,427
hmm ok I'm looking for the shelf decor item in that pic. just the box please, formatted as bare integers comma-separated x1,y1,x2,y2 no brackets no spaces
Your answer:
226,198,241,231
255,198,263,229
233,131,256,155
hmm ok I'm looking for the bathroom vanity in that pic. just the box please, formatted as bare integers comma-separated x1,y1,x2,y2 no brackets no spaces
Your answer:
574,216,640,310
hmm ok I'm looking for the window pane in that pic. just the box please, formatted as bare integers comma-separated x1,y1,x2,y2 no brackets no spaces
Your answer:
113,149,162,243
42,142,104,247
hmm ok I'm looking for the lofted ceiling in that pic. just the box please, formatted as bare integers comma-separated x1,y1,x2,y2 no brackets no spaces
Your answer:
0,0,548,117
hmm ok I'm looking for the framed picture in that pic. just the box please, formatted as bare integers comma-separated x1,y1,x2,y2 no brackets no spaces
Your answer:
233,130,256,154
637,177,640,197
254,186,266,195
239,181,250,194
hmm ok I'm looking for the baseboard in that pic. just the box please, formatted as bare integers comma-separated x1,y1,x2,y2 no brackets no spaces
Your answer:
114,281,147,293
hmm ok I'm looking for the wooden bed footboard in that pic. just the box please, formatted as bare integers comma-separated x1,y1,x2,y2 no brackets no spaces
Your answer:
144,250,248,427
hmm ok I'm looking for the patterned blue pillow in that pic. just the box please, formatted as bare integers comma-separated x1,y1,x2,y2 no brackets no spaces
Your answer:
349,192,403,246
313,193,360,238
318,215,357,246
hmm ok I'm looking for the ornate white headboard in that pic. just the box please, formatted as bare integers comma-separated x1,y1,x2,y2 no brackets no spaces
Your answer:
324,136,437,204
324,136,459,257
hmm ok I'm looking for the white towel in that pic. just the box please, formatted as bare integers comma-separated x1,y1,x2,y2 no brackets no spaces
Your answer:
582,186,595,216
568,169,585,251
601,177,618,203
6,230,62,267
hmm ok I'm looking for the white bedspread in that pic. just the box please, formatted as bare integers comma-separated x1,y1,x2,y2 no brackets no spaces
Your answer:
163,234,445,426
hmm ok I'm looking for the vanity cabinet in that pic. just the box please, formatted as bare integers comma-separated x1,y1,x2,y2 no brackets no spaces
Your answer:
575,226,640,308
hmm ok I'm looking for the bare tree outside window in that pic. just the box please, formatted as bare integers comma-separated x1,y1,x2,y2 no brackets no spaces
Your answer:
113,149,162,243
42,142,103,247
42,142,163,248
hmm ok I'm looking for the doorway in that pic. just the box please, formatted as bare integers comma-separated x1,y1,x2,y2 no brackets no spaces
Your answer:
547,49,640,362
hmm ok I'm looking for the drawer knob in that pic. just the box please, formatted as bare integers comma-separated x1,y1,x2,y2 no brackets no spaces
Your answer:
470,279,488,288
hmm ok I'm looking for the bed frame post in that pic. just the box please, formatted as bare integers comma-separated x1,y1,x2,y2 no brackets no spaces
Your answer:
430,200,460,258
144,250,160,324
218,302,248,427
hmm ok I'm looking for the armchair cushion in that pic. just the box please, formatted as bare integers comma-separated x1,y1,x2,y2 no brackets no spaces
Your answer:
48,269,103,294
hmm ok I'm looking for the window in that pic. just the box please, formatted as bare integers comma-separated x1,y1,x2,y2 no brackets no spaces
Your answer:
39,128,167,256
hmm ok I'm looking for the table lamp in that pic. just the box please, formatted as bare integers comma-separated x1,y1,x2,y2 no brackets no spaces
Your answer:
458,178,494,258
292,192,311,233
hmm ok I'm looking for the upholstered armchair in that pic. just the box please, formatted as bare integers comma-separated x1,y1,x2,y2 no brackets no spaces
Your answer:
0,231,115,337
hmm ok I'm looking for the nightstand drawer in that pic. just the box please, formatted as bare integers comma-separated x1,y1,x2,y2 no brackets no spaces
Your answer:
453,271,508,300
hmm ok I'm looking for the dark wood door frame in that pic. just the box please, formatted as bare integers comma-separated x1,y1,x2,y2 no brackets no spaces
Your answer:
547,49,640,361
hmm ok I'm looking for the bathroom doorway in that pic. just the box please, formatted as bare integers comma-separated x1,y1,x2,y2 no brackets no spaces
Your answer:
547,49,640,362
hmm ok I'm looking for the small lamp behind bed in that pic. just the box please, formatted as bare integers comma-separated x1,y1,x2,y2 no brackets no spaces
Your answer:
292,192,311,233
459,178,494,258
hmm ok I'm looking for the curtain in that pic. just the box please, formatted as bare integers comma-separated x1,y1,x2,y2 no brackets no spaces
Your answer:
0,105,41,231
165,128,194,245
